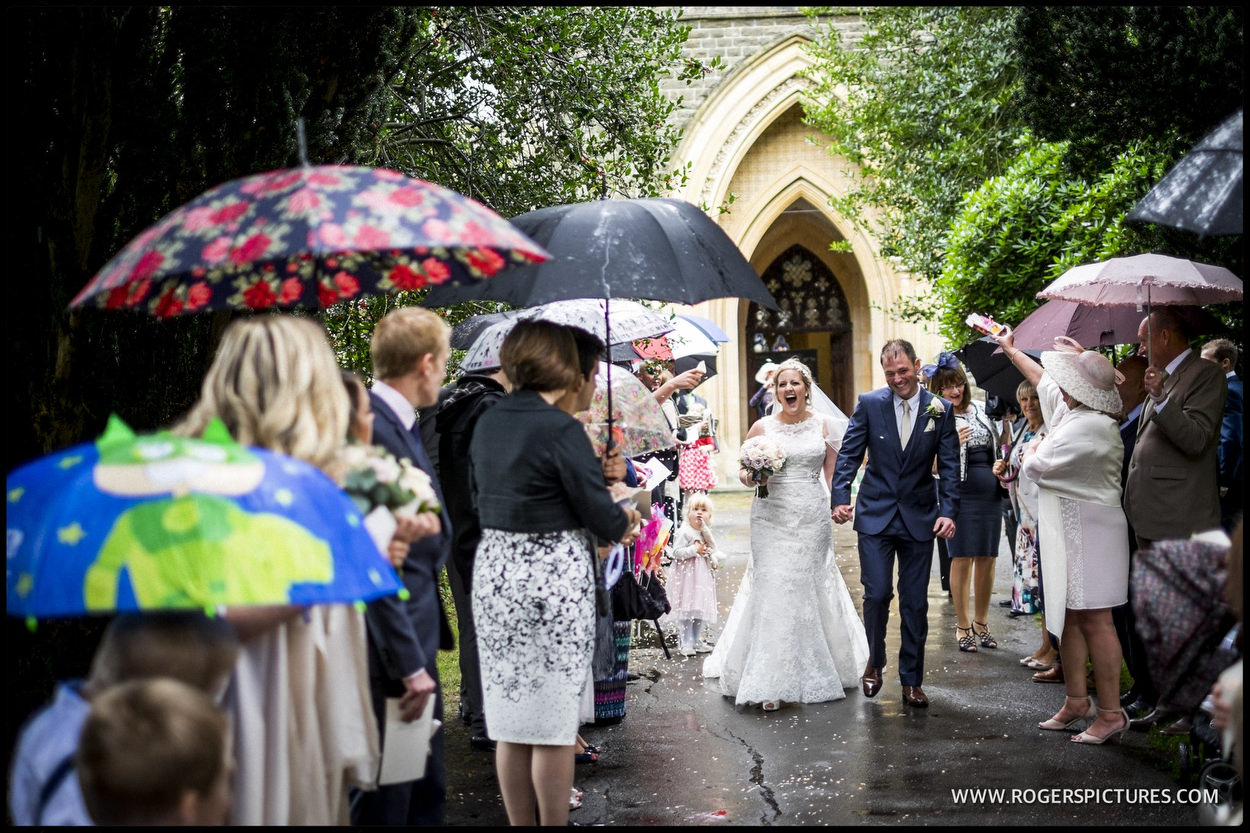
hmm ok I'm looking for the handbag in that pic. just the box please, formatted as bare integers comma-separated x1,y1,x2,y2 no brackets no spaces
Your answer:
611,569,669,621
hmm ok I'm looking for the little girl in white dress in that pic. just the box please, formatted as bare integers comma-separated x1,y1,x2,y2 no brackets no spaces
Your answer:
668,493,720,656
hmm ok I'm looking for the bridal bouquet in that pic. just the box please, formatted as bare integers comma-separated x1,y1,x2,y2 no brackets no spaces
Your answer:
338,443,440,560
738,435,787,498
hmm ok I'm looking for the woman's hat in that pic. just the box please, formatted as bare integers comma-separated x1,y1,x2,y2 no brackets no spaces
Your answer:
1040,336,1124,415
754,361,780,384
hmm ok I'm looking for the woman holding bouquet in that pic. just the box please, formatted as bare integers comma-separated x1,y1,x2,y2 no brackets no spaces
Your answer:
703,359,869,711
469,320,641,826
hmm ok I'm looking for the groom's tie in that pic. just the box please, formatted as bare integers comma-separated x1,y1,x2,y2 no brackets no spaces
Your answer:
899,399,912,449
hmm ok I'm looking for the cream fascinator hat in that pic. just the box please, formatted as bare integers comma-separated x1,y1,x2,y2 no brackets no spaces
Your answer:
755,361,780,385
1040,336,1124,415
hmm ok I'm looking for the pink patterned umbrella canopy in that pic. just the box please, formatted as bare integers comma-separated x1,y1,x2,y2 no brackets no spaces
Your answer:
1037,253,1242,308
575,362,674,458
70,165,550,317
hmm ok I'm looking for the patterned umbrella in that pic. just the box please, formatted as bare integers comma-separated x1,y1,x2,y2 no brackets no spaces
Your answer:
574,362,675,458
69,165,550,317
460,299,673,372
5,415,401,619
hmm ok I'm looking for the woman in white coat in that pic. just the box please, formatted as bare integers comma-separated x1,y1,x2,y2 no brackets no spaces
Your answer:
996,332,1131,745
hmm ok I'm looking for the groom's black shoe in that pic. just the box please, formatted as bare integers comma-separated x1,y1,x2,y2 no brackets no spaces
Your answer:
901,685,929,708
860,665,883,698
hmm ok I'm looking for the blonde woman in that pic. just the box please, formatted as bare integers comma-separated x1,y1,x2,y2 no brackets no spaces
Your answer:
704,358,868,711
174,314,380,824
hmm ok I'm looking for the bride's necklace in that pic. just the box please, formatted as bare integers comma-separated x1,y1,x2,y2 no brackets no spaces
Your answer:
774,408,810,425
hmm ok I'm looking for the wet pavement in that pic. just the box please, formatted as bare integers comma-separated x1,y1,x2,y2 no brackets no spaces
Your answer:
444,489,1204,826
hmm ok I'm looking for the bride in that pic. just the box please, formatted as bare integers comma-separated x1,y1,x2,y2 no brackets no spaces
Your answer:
703,358,869,711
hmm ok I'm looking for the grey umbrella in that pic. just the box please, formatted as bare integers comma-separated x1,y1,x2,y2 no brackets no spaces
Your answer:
1126,109,1243,237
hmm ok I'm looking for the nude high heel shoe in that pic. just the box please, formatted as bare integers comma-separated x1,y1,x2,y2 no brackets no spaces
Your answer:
1071,708,1130,745
1038,695,1096,731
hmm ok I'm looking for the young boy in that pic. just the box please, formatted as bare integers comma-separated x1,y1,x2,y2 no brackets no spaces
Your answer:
76,678,233,826
8,612,239,826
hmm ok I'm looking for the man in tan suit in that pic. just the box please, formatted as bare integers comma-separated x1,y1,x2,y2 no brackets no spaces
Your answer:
1123,306,1226,550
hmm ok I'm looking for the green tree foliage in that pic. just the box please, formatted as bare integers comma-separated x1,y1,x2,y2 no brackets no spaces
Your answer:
800,6,1024,295
327,6,713,376
1011,7,1245,179
7,4,700,763
10,6,426,473
938,137,1179,344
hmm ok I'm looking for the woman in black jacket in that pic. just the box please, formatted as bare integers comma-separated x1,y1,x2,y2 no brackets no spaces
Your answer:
469,320,640,826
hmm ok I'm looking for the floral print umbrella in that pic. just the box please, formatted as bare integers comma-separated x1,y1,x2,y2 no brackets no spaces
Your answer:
574,361,675,458
69,165,550,317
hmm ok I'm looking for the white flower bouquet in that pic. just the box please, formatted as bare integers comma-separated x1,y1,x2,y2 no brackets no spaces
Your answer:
339,443,440,559
738,435,787,498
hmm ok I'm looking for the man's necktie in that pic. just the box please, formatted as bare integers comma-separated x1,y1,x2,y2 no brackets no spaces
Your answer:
900,400,912,449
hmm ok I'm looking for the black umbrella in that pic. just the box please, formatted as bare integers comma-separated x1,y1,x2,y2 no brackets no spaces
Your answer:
1126,108,1243,237
673,353,718,381
423,198,777,310
1131,536,1238,714
450,310,519,350
424,198,777,432
953,336,1042,406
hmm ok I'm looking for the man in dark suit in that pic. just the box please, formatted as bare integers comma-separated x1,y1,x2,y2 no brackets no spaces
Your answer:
1201,338,1243,532
1111,356,1157,722
351,307,454,826
1123,308,1226,550
434,365,510,752
832,339,960,708
1123,310,1225,731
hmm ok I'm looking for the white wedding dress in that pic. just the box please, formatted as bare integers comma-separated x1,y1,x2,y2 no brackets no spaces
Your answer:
703,413,870,706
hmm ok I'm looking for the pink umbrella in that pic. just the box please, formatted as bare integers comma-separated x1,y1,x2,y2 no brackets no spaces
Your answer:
1009,298,1226,351
1036,253,1242,364
1037,254,1241,308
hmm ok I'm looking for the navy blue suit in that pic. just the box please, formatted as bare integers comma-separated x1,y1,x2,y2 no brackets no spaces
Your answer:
831,387,960,686
1217,373,1243,530
350,391,453,826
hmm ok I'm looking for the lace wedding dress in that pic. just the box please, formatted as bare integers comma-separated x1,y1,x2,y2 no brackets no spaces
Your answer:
703,414,870,706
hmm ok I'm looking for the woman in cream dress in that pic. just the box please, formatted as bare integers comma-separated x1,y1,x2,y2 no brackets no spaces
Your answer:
995,332,1131,745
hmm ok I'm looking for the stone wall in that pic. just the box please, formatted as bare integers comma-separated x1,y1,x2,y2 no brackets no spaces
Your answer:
659,6,866,133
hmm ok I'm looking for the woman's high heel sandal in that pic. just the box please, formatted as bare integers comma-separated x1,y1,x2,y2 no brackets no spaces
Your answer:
956,626,978,653
973,620,998,649
1038,695,1095,731
1071,708,1130,745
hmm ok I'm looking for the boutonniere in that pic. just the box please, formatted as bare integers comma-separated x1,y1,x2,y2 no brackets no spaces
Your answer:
924,398,946,419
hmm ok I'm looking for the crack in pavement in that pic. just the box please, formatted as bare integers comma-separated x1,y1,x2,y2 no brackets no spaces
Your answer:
723,726,780,824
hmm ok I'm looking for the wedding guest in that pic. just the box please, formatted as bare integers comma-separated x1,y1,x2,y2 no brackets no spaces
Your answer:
340,370,439,571
77,678,232,826
8,612,238,826
1201,338,1243,532
174,314,380,824
669,493,721,656
469,319,640,826
924,352,1001,653
994,381,1055,671
1124,308,1225,548
997,331,1131,745
1109,357,1158,722
354,306,454,826
749,361,778,421
433,361,511,753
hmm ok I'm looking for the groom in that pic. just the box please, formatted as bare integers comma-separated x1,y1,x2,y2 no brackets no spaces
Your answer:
832,339,960,707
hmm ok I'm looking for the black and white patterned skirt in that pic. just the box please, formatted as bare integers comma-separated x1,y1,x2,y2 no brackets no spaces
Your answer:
472,527,595,745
